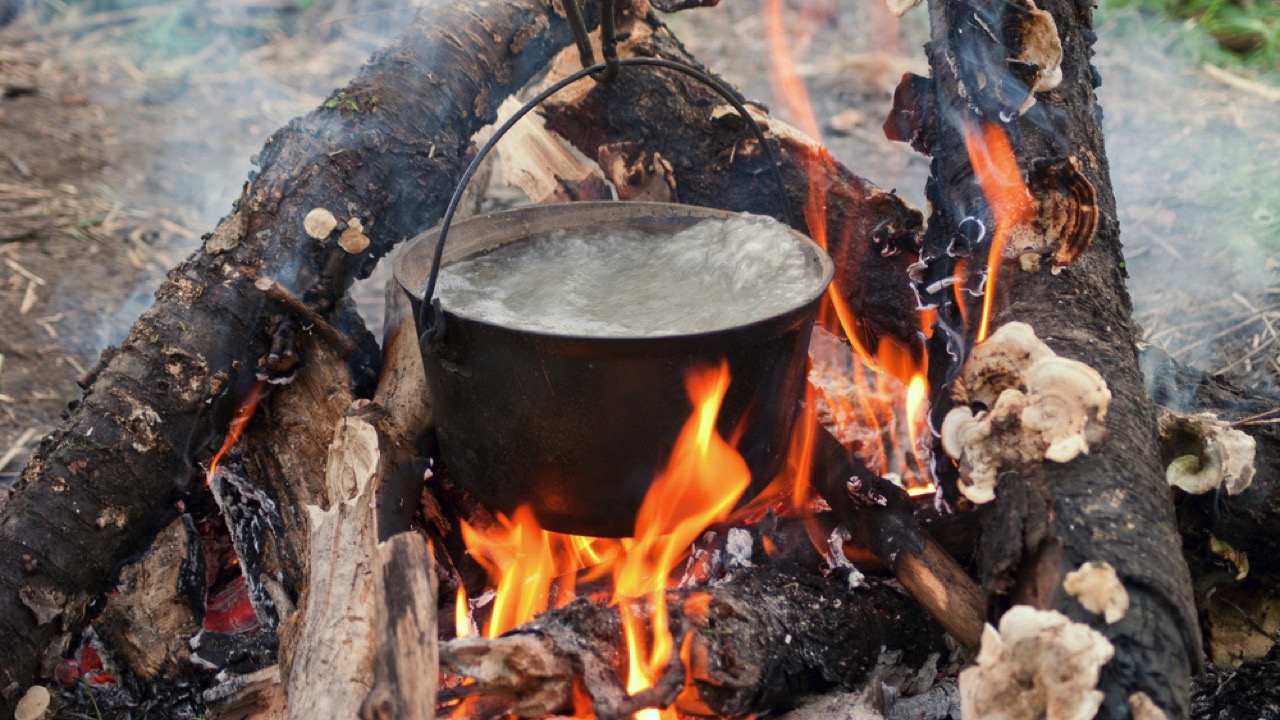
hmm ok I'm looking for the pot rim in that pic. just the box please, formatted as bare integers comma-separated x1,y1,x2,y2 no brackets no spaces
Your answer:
394,201,835,342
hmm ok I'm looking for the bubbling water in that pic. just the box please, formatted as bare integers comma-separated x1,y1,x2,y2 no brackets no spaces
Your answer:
436,213,827,337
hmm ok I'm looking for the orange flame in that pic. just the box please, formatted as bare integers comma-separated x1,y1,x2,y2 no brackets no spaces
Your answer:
614,362,750,709
459,364,748,717
205,380,266,484
761,0,936,509
459,506,607,639
455,586,473,639
963,121,1035,342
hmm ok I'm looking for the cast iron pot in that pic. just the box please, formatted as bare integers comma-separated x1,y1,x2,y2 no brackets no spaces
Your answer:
395,202,832,537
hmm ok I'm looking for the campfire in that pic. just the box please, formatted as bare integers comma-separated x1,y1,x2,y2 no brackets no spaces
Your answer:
4,1,1279,720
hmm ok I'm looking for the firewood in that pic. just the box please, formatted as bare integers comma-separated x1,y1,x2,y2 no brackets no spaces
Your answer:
0,0,592,707
94,517,200,680
282,406,383,719
439,565,948,720
1141,347,1280,594
360,532,439,720
901,0,1202,715
810,425,985,651
283,286,438,714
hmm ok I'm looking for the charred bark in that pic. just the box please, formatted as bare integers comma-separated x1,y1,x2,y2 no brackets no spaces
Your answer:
902,0,1202,716
0,0,588,708
538,12,928,355
810,425,986,651
441,564,947,720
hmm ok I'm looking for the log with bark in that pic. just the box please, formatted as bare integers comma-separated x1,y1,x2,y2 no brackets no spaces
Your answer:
0,0,595,707
890,0,1203,716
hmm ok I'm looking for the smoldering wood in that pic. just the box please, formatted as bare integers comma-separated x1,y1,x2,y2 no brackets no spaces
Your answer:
203,667,288,720
537,11,928,356
810,425,985,651
440,565,948,720
907,0,1202,715
0,0,592,707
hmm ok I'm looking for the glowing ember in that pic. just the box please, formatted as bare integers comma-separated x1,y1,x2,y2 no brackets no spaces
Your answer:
962,120,1035,342
205,380,267,485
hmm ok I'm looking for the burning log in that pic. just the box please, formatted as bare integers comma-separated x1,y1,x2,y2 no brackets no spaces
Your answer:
0,0,592,706
809,425,986,651
896,0,1202,715
440,564,948,719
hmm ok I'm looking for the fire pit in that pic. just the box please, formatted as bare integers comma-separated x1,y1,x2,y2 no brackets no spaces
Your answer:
395,201,833,536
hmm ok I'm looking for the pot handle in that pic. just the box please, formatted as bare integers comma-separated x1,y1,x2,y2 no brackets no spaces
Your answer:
417,56,796,346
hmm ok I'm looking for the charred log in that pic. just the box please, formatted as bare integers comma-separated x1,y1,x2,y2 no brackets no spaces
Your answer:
810,425,985,651
0,0,592,707
440,564,947,720
359,532,438,720
1141,346,1280,592
903,0,1203,716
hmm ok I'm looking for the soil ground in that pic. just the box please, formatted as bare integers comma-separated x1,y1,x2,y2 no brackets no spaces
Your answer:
0,1,1277,714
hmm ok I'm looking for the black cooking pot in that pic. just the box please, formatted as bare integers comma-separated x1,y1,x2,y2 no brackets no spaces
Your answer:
395,202,832,536
394,55,832,536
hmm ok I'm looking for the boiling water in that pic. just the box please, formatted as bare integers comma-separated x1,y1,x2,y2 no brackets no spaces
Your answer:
436,213,827,337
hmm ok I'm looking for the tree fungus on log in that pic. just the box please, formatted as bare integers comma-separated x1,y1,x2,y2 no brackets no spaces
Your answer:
891,0,1203,715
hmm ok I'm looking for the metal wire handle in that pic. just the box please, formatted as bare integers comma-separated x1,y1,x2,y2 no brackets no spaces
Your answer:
417,56,796,345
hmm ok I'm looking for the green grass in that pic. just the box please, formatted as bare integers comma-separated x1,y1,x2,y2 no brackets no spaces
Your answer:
1103,0,1280,72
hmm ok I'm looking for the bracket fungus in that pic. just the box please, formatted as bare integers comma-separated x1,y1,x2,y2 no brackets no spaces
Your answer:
303,207,338,240
1158,410,1256,496
941,322,1110,504
1063,561,1129,625
1008,4,1063,114
960,606,1115,720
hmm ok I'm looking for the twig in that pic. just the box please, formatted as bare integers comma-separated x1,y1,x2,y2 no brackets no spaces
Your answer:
1231,407,1280,427
1215,337,1277,375
4,258,47,286
254,277,357,357
811,424,984,651
1,149,31,179
1200,64,1280,103
0,428,38,475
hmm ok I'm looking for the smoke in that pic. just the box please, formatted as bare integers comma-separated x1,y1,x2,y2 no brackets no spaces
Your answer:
1095,6,1280,393
30,0,430,353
